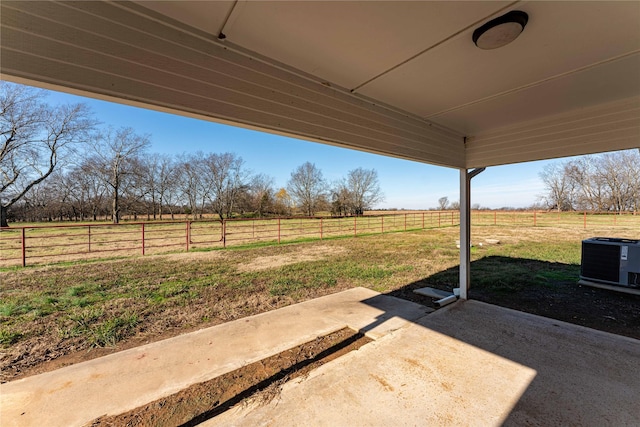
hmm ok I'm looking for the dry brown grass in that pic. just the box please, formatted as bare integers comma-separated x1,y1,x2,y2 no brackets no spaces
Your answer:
237,245,348,272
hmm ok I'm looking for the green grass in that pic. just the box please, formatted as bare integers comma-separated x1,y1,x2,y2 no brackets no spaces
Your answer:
0,327,22,346
88,312,139,347
60,307,139,347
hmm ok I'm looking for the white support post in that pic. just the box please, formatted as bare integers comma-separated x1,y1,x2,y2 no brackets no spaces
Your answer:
459,167,485,300
459,168,471,300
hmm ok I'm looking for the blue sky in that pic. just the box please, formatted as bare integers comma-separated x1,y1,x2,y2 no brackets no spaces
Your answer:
43,87,551,209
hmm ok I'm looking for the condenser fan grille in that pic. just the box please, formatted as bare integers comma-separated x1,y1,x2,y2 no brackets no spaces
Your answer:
581,242,620,283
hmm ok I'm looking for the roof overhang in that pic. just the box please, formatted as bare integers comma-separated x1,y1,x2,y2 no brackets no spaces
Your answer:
1,1,639,169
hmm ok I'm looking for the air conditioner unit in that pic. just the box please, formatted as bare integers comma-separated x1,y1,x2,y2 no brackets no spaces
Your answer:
580,237,640,295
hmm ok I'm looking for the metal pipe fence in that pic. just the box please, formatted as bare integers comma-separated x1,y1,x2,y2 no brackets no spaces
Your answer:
1,210,638,267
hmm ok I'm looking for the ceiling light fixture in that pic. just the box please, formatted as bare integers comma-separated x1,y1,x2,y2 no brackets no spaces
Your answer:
473,11,528,50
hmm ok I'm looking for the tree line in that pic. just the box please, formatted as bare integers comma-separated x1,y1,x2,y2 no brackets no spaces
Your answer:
539,150,640,213
1,82,383,226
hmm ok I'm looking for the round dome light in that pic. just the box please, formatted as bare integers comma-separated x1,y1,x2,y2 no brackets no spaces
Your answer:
473,11,529,50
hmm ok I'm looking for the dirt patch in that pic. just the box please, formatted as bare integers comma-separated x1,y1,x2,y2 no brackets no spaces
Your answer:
237,245,347,272
87,328,371,427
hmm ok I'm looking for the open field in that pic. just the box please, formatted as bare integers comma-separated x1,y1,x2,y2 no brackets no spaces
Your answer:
1,222,639,382
1,212,459,267
1,211,638,267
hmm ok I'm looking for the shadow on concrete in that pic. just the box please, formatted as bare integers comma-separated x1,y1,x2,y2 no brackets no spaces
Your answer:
353,255,640,426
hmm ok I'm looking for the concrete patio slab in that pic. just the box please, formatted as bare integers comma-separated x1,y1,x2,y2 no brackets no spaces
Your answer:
205,300,640,427
0,287,431,427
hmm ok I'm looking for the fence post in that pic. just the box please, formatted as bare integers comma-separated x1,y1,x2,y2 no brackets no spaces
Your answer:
494,211,497,226
438,212,441,228
88,225,91,253
534,211,537,227
141,223,145,255
584,211,587,229
278,218,281,244
320,218,323,239
404,213,407,231
381,216,384,233
451,211,454,225
354,216,357,237
422,212,425,229
186,221,190,251
21,228,26,267
223,220,227,248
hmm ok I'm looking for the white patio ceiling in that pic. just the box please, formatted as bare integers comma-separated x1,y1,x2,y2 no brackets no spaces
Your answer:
1,1,639,169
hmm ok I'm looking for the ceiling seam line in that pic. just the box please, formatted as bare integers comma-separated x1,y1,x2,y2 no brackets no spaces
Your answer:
217,0,238,38
425,49,640,119
349,1,520,93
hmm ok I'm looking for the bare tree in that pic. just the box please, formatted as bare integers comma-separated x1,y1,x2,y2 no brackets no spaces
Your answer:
599,151,638,213
437,196,449,210
539,162,576,211
74,159,109,221
564,156,607,212
88,127,150,223
623,150,640,213
155,155,180,220
120,156,149,221
65,165,95,221
176,151,204,218
0,82,95,226
540,150,640,213
247,173,275,217
203,152,249,220
138,154,178,220
45,170,76,221
331,181,351,216
344,168,383,215
287,162,327,216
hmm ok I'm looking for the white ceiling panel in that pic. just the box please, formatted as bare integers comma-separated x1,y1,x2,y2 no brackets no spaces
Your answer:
359,1,640,126
432,53,640,135
222,1,510,89
134,1,234,36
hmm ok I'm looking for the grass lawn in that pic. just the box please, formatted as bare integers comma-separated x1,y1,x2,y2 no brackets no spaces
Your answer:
1,223,639,382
